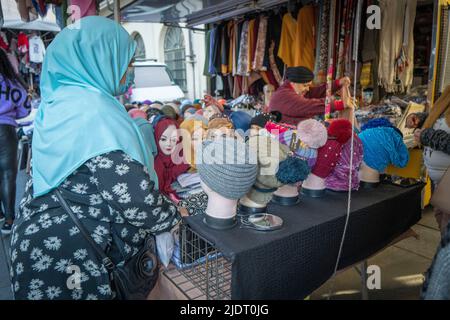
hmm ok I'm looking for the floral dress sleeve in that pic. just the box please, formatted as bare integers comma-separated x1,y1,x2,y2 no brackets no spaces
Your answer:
85,151,180,235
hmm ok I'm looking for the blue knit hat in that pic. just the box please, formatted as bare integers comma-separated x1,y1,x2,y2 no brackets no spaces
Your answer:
358,127,409,172
230,111,252,134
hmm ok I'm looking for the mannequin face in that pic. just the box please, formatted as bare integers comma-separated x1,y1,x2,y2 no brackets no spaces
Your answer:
158,125,178,156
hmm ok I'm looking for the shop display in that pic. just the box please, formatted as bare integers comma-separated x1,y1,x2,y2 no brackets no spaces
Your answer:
302,119,353,197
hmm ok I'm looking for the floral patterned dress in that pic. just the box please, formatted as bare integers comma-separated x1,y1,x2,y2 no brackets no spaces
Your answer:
10,151,180,300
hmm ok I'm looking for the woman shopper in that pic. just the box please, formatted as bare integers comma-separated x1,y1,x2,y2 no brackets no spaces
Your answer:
0,48,30,234
10,16,180,300
414,85,450,237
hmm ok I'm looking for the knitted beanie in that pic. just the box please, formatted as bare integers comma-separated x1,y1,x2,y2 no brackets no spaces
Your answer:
327,118,353,144
245,135,289,205
161,105,178,120
286,66,314,84
311,140,343,179
297,119,328,149
128,109,147,120
197,138,258,200
358,126,409,172
250,112,282,128
181,104,196,116
277,130,318,168
207,117,234,130
361,117,404,138
326,134,364,191
229,111,251,134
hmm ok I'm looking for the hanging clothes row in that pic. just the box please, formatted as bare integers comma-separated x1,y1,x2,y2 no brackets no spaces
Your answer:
204,12,286,99
204,0,419,99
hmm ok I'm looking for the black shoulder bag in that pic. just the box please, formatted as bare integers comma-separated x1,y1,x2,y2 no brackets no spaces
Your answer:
55,189,159,300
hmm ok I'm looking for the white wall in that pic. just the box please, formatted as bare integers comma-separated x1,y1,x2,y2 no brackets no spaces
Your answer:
122,22,207,101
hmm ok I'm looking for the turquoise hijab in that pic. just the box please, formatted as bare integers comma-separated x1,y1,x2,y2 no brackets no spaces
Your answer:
32,16,155,197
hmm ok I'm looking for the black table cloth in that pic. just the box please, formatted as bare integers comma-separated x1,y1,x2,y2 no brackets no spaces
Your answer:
183,184,423,300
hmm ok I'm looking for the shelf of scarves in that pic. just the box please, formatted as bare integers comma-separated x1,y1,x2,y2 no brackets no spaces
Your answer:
385,148,432,208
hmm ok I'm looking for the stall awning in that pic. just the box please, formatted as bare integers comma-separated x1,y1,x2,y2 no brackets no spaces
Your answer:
0,0,60,32
99,0,288,26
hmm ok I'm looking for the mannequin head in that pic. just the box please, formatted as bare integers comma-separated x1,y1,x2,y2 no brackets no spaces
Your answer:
358,161,380,187
197,138,258,229
263,84,275,106
158,124,178,156
239,136,291,212
301,173,326,197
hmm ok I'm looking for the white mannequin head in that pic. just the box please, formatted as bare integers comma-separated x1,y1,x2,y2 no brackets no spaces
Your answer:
359,161,380,183
274,183,301,197
158,124,178,156
302,173,326,191
201,181,238,220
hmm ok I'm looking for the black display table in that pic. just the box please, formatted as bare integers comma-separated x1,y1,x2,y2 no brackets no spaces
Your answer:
183,184,423,299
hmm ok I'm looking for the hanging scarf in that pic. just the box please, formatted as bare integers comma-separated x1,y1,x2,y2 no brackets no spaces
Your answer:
378,0,417,92
153,118,190,196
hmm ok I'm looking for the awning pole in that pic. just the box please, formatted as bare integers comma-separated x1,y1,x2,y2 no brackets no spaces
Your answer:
114,0,121,23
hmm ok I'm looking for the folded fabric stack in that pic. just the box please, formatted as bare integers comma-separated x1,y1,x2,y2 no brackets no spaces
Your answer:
170,173,203,199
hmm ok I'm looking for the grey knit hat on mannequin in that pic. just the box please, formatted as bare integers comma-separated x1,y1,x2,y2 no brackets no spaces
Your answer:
197,138,258,200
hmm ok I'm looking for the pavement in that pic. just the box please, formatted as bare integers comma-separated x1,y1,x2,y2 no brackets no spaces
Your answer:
0,170,441,300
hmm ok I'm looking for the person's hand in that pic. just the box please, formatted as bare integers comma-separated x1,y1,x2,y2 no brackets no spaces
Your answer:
339,77,351,87
178,206,189,217
414,129,423,144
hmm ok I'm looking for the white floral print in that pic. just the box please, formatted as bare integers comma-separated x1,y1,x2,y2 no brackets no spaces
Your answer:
43,237,62,251
11,151,180,300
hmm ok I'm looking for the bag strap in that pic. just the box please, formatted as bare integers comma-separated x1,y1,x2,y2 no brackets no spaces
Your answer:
54,188,116,271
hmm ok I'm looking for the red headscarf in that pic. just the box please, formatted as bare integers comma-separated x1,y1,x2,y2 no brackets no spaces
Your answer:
153,118,190,196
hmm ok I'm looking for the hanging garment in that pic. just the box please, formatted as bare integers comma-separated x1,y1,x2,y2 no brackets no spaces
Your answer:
237,20,250,76
227,21,235,75
264,13,283,72
208,27,219,75
221,23,230,75
293,5,316,71
246,19,256,74
69,0,97,18
203,29,211,76
253,16,268,71
278,13,297,67
17,32,29,53
32,0,47,17
28,35,46,63
16,0,35,22
269,40,283,85
378,0,417,92
314,0,330,83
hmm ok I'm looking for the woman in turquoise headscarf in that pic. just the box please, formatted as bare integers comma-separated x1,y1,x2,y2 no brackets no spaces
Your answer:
10,16,180,300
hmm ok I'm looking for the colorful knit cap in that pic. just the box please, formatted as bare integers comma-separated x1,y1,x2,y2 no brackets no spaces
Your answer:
277,130,318,168
326,134,364,191
358,126,409,172
296,119,328,149
311,139,343,179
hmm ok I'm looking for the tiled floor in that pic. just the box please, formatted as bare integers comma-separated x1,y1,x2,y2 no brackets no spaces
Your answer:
0,170,442,300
